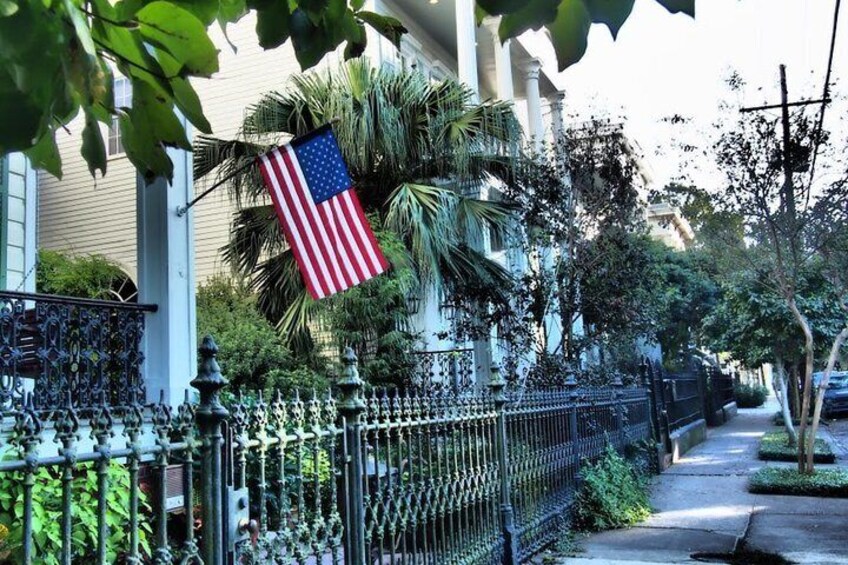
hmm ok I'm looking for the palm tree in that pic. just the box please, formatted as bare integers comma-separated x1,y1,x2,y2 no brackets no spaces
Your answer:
194,59,524,351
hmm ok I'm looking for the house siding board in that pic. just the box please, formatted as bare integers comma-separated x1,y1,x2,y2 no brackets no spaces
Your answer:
36,14,310,284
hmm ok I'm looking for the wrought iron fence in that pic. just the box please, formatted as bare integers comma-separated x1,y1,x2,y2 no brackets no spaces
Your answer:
642,359,737,453
0,338,653,565
0,291,156,413
411,348,475,395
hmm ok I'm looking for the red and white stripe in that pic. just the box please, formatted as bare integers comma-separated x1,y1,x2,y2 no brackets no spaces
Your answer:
258,146,389,299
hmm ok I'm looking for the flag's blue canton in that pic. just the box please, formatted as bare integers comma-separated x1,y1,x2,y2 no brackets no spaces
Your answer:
292,129,353,204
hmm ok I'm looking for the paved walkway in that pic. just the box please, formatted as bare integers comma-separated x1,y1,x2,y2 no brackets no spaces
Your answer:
557,399,848,565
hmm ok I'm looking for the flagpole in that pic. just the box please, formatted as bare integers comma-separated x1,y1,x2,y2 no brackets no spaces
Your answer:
176,118,341,217
176,158,257,217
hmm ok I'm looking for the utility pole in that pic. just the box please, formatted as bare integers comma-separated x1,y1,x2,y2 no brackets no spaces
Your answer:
740,66,828,224
779,64,796,223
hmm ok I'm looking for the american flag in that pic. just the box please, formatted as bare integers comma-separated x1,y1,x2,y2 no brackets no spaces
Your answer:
257,125,389,299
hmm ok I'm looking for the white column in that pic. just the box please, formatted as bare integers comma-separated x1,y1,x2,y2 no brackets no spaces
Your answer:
483,17,513,100
549,91,565,143
524,58,544,153
455,0,479,98
137,138,197,407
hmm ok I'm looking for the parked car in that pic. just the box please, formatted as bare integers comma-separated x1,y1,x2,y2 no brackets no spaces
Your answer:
812,371,848,417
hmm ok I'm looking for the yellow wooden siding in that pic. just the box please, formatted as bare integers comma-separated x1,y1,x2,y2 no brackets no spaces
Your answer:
36,14,316,284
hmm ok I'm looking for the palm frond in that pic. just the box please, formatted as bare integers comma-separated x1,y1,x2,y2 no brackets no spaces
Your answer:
222,205,287,276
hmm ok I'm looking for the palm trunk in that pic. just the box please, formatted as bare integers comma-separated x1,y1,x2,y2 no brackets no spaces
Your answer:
806,326,848,469
774,358,796,447
787,296,815,474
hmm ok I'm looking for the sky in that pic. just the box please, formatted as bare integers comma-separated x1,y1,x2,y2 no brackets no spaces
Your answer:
548,0,847,190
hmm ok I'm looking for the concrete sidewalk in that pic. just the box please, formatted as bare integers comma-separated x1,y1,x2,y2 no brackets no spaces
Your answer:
556,399,848,565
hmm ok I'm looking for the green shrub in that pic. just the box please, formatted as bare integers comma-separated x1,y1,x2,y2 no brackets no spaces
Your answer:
734,383,768,408
749,467,848,497
758,431,834,464
197,277,296,391
0,460,151,564
37,249,129,300
573,443,651,531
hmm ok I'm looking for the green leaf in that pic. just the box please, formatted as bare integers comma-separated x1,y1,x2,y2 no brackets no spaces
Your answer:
155,48,212,132
130,80,191,150
23,130,61,178
171,0,220,25
584,0,635,39
90,0,173,97
545,0,591,71
498,0,560,40
655,0,695,17
82,109,107,177
119,112,173,182
343,18,367,60
254,0,291,49
62,0,96,55
218,0,247,23
0,0,19,17
0,69,45,153
136,1,220,77
356,10,406,49
350,0,364,10
289,8,339,69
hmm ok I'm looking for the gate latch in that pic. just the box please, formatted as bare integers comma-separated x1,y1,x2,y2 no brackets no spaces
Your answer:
227,487,252,549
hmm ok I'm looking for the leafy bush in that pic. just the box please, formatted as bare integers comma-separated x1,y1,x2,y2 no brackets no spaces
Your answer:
37,249,129,300
573,443,651,531
197,277,303,391
758,431,834,464
734,383,768,408
749,467,848,497
0,460,151,564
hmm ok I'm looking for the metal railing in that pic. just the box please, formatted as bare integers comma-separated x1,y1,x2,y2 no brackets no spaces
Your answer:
0,291,156,413
0,338,653,565
411,347,476,394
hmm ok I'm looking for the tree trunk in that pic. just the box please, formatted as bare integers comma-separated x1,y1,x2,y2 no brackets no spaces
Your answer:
806,326,848,470
790,363,801,420
774,358,797,447
787,296,815,474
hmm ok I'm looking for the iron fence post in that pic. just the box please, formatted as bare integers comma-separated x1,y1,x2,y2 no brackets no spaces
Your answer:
191,336,229,565
565,368,580,487
489,364,518,565
612,372,625,446
338,347,367,565
640,359,661,446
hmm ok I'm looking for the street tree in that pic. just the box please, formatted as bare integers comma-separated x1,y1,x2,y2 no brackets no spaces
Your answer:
713,104,848,472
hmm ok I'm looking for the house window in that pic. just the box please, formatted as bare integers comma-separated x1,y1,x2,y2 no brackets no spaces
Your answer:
108,78,132,156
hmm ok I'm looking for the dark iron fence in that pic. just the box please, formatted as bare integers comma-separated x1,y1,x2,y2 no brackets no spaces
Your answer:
0,338,652,565
643,359,737,453
0,291,156,413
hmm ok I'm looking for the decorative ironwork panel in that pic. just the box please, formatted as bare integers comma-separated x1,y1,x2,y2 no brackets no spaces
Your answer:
411,349,475,395
229,390,345,564
0,294,28,411
0,291,155,413
359,389,502,565
0,392,198,564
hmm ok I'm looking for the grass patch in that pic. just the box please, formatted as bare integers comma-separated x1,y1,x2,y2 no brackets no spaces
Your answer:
758,431,835,464
772,412,814,427
749,467,848,497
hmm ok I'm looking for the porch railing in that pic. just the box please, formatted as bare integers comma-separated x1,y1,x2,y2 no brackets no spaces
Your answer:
0,290,157,413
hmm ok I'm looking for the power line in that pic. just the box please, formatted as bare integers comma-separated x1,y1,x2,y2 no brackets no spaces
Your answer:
807,0,842,188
